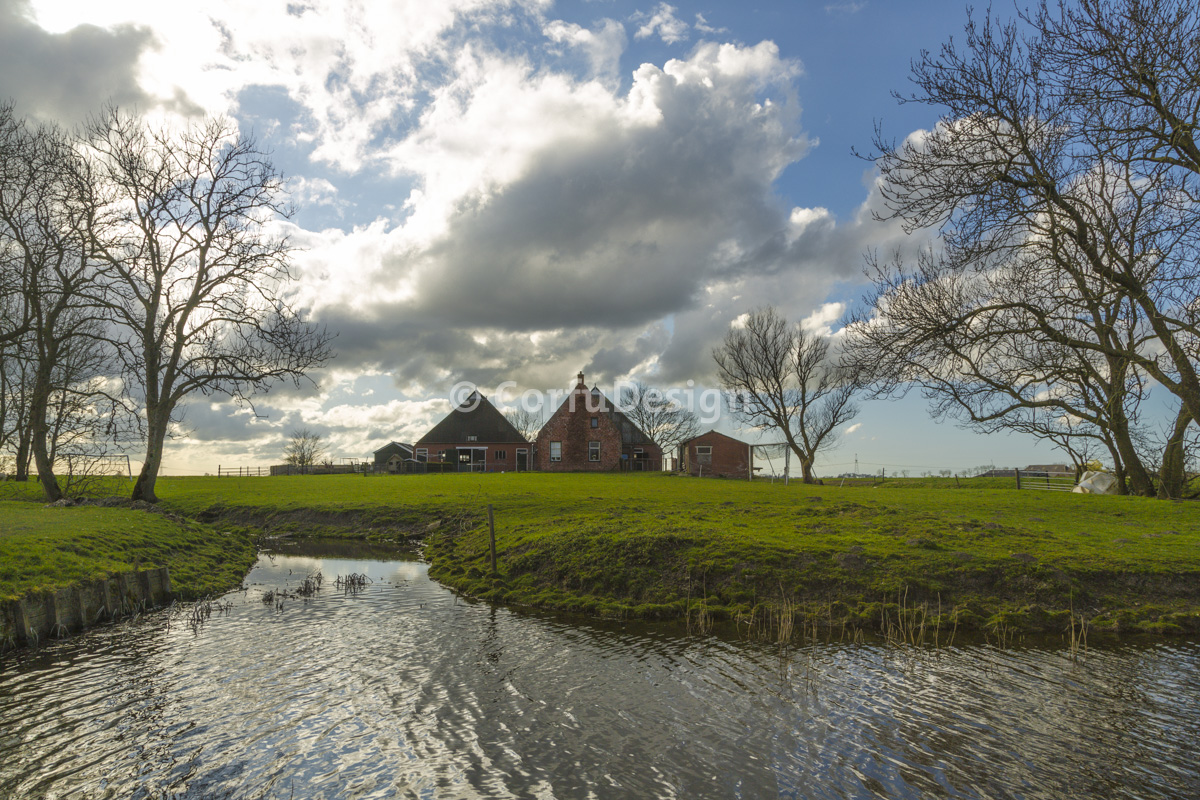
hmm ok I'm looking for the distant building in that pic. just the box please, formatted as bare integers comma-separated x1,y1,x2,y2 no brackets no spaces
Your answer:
536,373,662,472
416,392,530,472
1023,464,1073,476
679,431,752,479
373,441,414,473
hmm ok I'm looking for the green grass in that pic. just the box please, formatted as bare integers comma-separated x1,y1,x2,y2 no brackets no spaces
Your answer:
143,471,1200,635
0,499,256,602
4,472,1197,634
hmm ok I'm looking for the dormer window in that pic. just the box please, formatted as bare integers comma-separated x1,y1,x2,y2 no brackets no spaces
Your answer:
466,435,478,442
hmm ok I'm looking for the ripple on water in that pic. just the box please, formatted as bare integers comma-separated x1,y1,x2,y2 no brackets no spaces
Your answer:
1,550,1198,799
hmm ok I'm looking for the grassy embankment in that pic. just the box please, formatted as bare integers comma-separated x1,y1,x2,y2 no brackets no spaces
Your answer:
3,472,1197,635
0,493,256,602
144,471,1200,636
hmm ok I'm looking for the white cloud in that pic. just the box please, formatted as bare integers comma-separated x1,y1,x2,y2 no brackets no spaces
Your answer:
543,18,627,80
693,13,727,35
633,3,690,45
801,302,847,337
825,2,866,14
845,422,863,435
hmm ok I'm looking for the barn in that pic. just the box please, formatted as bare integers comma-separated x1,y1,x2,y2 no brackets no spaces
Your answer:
679,430,753,479
416,392,531,472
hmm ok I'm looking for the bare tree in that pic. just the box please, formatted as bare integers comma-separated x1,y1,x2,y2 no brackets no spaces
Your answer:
283,426,325,469
0,105,118,500
504,407,541,442
618,380,700,466
853,0,1200,497
845,246,1160,495
713,306,860,484
86,110,334,502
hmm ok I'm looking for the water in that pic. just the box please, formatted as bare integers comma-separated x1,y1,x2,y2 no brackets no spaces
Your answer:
2,540,1198,799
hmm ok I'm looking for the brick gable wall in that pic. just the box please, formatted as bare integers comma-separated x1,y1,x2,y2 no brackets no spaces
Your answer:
536,386,624,471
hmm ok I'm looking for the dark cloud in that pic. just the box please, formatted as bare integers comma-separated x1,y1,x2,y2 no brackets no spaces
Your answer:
408,68,808,330
0,0,172,122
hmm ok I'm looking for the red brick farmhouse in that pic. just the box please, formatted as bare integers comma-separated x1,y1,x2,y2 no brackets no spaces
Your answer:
416,392,531,472
536,373,662,471
678,430,753,479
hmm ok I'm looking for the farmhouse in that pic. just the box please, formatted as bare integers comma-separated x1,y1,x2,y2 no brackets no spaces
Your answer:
536,373,662,471
679,430,753,479
372,441,415,473
416,392,530,472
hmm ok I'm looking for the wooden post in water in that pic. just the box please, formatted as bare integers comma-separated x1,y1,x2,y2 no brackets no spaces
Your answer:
487,503,497,575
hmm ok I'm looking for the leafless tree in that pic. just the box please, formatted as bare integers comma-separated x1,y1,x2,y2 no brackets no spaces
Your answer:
0,105,119,500
713,306,860,484
283,426,325,469
619,380,700,465
504,407,541,442
86,110,334,502
851,0,1200,497
845,246,1161,495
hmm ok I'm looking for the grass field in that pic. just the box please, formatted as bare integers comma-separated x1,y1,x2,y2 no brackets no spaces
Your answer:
0,499,256,602
3,472,1197,634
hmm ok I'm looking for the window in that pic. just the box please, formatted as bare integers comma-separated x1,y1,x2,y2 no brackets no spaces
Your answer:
696,445,712,464
496,450,506,460
589,441,601,461
550,441,562,462
466,435,478,442
590,417,599,428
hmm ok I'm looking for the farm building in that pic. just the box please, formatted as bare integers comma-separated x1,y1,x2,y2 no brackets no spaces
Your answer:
678,431,753,479
416,392,531,472
372,442,415,473
536,373,662,472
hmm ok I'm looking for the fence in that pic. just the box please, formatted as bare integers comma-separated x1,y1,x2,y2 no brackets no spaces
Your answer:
1015,469,1077,492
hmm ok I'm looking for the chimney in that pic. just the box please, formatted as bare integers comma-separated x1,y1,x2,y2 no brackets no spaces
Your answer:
577,371,586,387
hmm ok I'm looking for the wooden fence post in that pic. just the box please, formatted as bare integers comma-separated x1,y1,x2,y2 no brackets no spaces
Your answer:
487,504,497,576
1015,469,1022,490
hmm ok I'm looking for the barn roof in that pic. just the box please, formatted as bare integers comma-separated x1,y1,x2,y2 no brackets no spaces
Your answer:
416,392,528,445
681,430,750,447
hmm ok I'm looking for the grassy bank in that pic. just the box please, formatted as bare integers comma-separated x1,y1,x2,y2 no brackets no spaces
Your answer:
143,471,1200,636
0,498,256,602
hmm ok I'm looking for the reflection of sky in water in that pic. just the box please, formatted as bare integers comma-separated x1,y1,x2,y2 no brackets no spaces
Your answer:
0,547,1197,800
246,554,426,590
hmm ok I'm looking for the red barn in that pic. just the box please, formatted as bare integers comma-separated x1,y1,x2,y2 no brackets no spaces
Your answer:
536,373,661,472
416,392,531,472
679,430,753,479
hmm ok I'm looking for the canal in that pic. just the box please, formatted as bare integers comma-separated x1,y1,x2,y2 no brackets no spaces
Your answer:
2,540,1197,799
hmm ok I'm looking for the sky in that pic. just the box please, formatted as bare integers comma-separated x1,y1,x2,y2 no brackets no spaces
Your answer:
0,0,1101,476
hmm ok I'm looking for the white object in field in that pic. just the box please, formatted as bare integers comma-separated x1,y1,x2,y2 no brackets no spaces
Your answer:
1073,471,1119,495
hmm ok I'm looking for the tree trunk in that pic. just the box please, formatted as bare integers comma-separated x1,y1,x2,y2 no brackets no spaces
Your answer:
132,405,169,503
1157,407,1193,500
1108,414,1156,497
28,367,61,501
13,428,31,481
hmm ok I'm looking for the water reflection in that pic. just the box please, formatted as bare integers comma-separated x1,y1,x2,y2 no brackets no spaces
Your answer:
0,543,1197,799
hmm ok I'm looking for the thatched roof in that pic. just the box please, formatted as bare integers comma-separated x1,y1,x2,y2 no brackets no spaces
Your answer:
416,392,528,445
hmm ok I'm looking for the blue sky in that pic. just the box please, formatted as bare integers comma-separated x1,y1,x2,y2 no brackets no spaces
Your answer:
1,0,1081,474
